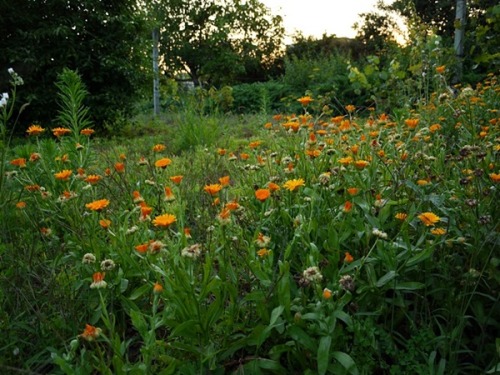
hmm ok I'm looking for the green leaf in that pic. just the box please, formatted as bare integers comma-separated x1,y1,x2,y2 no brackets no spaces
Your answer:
332,351,359,375
376,270,397,288
287,326,316,352
407,246,433,268
269,305,284,326
128,284,150,301
129,309,148,338
120,278,129,294
170,320,201,338
317,336,332,375
394,282,425,291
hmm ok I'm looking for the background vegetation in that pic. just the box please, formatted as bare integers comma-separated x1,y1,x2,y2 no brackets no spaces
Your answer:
0,0,499,374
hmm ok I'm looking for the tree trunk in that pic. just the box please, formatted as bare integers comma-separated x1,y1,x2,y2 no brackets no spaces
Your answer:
453,0,467,84
152,27,160,116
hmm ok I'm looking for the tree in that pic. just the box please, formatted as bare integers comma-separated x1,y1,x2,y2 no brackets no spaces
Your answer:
154,0,285,87
0,0,149,130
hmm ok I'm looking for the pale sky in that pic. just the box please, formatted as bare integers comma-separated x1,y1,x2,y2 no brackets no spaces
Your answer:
261,0,382,40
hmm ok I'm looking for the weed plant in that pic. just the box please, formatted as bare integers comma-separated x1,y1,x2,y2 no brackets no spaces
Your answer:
1,67,499,374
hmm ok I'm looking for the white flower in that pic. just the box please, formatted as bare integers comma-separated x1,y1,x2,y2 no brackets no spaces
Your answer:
181,244,202,259
82,253,97,264
303,266,323,283
372,228,388,240
100,259,116,271
7,68,14,75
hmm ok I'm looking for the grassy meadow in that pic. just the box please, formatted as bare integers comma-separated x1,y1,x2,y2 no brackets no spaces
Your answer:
1,68,499,374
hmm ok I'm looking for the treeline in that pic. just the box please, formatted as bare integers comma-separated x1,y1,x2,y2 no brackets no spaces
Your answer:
0,0,498,131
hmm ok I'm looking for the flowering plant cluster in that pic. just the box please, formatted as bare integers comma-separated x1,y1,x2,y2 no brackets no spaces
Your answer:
2,70,499,373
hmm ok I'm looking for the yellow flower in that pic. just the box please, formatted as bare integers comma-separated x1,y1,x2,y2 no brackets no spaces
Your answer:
431,227,447,235
152,144,166,152
257,248,271,257
86,199,110,211
283,178,305,191
418,212,440,226
152,213,177,227
345,104,356,113
255,188,271,202
155,158,172,169
26,124,45,136
54,169,73,180
395,212,408,221
204,184,222,195
417,179,429,186
338,156,353,165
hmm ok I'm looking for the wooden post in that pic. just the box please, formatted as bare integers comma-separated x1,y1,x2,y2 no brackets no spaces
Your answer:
152,27,160,116
453,0,467,84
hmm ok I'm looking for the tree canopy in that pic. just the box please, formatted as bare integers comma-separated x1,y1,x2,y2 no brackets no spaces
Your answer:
0,0,149,129
151,0,285,86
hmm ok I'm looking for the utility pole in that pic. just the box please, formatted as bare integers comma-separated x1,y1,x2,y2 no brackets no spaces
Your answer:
453,0,467,84
152,27,160,116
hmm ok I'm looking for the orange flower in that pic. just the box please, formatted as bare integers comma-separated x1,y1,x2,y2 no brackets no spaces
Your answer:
26,124,45,136
86,199,110,211
354,160,370,169
132,190,144,203
153,282,163,293
84,174,102,184
347,187,359,196
219,175,230,186
343,201,353,213
135,242,149,254
345,104,356,113
429,124,441,133
338,156,353,165
225,201,240,210
344,252,354,263
489,173,500,183
80,128,95,136
183,227,192,238
395,212,408,221
152,213,177,227
16,201,26,209
297,96,314,106
140,204,153,220
155,158,172,169
204,184,222,195
25,184,41,192
418,212,440,226
322,288,333,299
79,324,102,341
29,153,41,162
217,208,231,224
268,182,280,192
10,158,27,168
54,169,73,180
90,272,107,289
114,162,125,173
255,188,271,202
283,178,305,191
249,141,262,149
170,175,184,184
240,153,250,160
52,127,71,137
431,227,447,235
405,119,419,129
152,144,166,152
99,219,111,229
257,248,271,257
217,148,226,156
164,186,175,201
435,65,446,74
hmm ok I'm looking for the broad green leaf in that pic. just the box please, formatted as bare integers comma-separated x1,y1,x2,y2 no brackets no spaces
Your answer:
129,309,148,338
332,351,359,375
317,336,332,375
287,326,316,352
128,284,150,301
376,270,397,288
